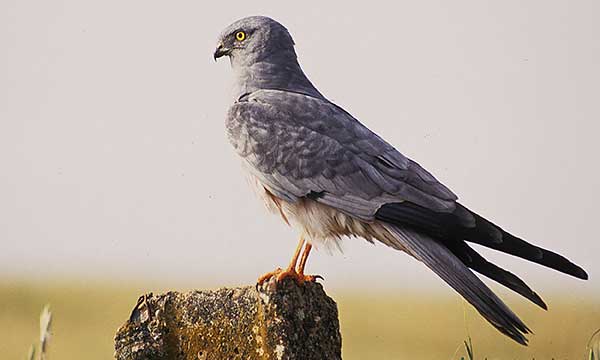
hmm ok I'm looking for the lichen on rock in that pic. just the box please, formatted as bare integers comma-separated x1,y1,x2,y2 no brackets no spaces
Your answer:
114,279,342,360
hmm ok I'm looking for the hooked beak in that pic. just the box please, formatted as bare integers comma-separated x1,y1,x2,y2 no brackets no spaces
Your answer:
213,44,230,61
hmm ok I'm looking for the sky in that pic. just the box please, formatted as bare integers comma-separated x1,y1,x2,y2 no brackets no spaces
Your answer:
0,1,598,296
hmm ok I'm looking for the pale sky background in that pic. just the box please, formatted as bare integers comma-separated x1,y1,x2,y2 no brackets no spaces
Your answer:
0,1,598,297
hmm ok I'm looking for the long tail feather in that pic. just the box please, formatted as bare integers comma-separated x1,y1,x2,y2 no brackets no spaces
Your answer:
448,240,547,310
462,207,588,280
383,223,531,345
375,202,588,280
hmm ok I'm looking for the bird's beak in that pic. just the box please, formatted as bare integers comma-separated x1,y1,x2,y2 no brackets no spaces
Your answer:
213,44,230,61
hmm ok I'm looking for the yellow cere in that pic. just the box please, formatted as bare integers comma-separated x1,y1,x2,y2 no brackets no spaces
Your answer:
235,31,246,41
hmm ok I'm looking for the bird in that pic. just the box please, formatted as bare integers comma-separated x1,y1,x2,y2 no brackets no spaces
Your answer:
213,16,588,345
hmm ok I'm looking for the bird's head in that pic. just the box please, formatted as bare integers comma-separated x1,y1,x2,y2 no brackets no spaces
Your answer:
214,16,296,67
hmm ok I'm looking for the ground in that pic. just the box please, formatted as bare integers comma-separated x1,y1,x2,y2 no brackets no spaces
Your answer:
1,280,598,359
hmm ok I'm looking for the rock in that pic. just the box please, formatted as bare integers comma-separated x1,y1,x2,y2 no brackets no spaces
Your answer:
114,278,342,360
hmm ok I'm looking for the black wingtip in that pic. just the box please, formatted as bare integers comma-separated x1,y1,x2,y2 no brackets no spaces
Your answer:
449,240,549,310
461,206,590,281
531,291,548,310
576,268,589,280
496,323,530,346
559,261,588,280
533,293,548,311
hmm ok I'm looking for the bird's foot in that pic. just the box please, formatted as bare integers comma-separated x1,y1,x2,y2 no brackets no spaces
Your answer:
257,267,283,285
276,268,322,285
257,267,322,286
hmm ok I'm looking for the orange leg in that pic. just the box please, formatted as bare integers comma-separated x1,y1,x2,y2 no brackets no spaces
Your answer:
257,237,304,285
257,237,321,285
297,243,312,275
296,243,321,282
288,237,305,271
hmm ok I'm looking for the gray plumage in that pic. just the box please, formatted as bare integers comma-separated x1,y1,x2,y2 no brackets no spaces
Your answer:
215,16,587,345
226,89,457,220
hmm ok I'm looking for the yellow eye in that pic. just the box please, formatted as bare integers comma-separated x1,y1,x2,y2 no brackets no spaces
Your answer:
235,31,246,41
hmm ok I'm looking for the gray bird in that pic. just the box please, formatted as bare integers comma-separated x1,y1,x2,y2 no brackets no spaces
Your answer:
214,16,587,345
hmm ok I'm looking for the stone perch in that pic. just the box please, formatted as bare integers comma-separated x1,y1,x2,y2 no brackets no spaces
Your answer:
114,279,342,360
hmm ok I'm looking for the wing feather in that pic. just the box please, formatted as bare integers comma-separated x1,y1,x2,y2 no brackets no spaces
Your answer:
226,89,457,220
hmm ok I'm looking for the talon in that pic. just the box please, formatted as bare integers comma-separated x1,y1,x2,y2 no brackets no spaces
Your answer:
257,267,321,286
277,269,321,285
257,267,282,285
257,237,321,287
303,274,323,282
276,268,300,283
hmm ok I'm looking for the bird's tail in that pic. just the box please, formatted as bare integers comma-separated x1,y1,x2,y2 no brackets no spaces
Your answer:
376,202,588,281
459,206,588,280
383,223,531,345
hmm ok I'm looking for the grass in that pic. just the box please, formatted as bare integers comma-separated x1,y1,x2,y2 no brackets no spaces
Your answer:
27,305,52,360
0,280,598,359
589,329,600,360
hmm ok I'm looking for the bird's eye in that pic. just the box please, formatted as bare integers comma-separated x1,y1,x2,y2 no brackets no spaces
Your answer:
235,31,246,41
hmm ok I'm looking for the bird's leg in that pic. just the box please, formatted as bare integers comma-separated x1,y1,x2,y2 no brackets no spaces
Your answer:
277,239,320,284
296,242,311,274
257,236,304,285
296,243,321,282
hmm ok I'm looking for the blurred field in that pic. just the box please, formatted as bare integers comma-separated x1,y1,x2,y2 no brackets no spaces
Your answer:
1,280,598,359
